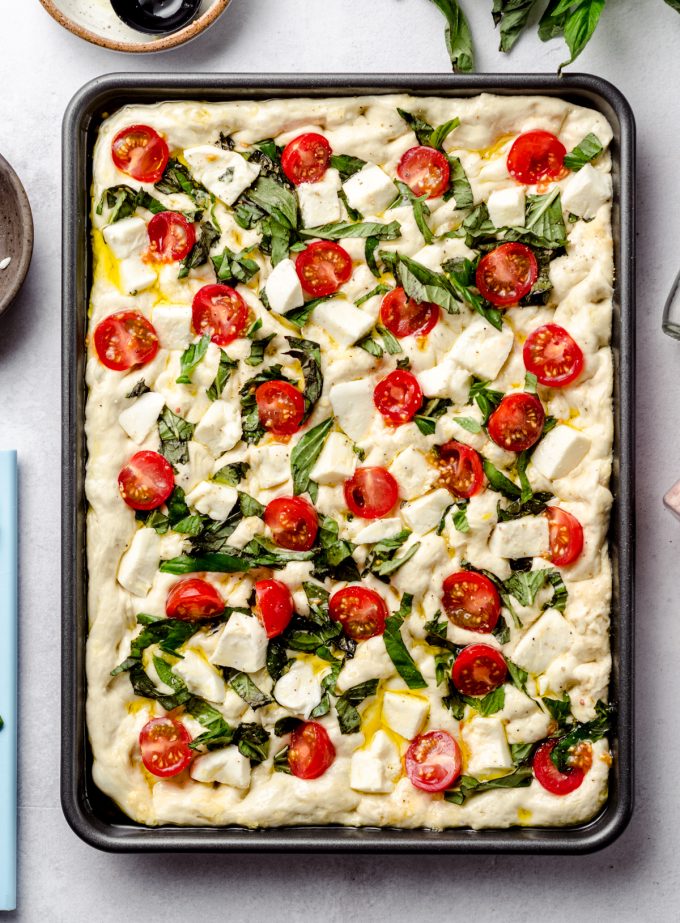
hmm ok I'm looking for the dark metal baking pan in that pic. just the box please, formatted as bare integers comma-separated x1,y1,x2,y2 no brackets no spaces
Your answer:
62,72,635,853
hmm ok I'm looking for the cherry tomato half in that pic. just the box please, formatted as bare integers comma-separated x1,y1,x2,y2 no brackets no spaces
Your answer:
287,721,336,779
507,130,567,186
373,370,423,425
192,284,249,346
476,243,538,307
442,572,501,633
295,241,353,297
523,323,584,387
533,738,587,795
329,586,388,640
547,507,584,567
405,730,462,793
487,392,545,453
344,467,399,519
451,644,507,697
118,451,174,511
281,133,332,185
397,146,450,199
380,287,439,339
255,579,295,638
166,578,224,620
255,380,305,436
111,124,169,184
264,496,319,551
139,717,192,778
436,441,484,499
147,211,196,263
93,310,159,371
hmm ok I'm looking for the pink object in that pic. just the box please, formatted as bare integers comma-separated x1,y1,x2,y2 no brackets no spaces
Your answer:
663,479,680,518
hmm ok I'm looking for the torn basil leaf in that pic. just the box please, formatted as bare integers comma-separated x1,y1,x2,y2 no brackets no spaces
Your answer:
383,594,427,690
290,416,334,496
206,350,238,401
285,336,323,421
482,459,521,499
212,461,249,487
492,0,539,52
299,220,401,241
229,672,273,709
211,246,260,286
176,334,210,384
335,679,380,734
178,221,220,279
393,180,433,245
444,767,533,804
155,158,212,212
330,153,367,180
414,397,452,436
158,407,194,467
445,155,474,207
97,185,168,223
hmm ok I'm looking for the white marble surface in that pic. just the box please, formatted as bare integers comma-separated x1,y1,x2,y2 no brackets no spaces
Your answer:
1,0,679,919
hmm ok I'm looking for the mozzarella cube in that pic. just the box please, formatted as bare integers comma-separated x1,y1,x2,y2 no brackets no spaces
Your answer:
186,480,237,521
119,256,157,295
512,608,574,674
382,691,429,740
312,298,374,347
102,217,147,259
184,145,260,205
391,533,448,599
466,490,499,533
273,661,322,717
349,731,400,794
309,431,356,485
253,443,290,489
450,316,514,381
352,517,403,544
531,425,590,480
329,379,378,441
561,164,612,220
342,163,397,215
227,516,264,550
388,447,437,501
336,636,395,692
181,440,214,493
173,650,227,703
487,186,526,228
118,391,165,444
298,168,342,226
210,612,268,673
264,258,304,315
416,357,460,399
152,305,193,350
194,400,242,455
401,489,452,536
190,747,251,788
496,685,551,744
462,716,513,778
117,528,160,597
488,515,550,559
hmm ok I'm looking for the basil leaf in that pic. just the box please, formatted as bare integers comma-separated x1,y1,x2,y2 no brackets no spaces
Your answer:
158,407,194,467
445,155,474,207
374,541,420,577
284,294,336,329
357,335,383,358
550,701,613,772
111,614,203,676
245,332,275,367
544,568,568,612
160,552,249,575
483,459,521,499
290,417,334,496
394,181,433,245
454,416,482,434
239,492,265,518
365,237,380,277
299,220,401,241
383,595,427,690
330,153,367,179
506,659,529,694
497,490,553,521
504,569,548,607
212,462,249,487
363,529,411,574
176,334,210,384
428,0,475,72
178,221,220,279
523,189,567,248
430,117,461,151
397,255,461,314
356,283,390,307
229,672,273,709
285,336,323,421
267,640,290,682
155,158,212,212
559,0,606,72
396,108,436,146
414,397,452,436
452,506,470,533
125,379,151,399
273,746,292,773
474,685,506,717
492,0,539,52
247,175,298,230
444,767,533,804
233,723,270,764
543,692,573,726
376,323,402,355
97,185,170,223
211,246,260,285
335,679,380,734
206,350,238,401
563,132,604,171
128,663,192,711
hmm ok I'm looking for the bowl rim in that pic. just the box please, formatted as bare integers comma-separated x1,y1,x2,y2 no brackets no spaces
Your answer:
0,153,33,318
37,0,231,53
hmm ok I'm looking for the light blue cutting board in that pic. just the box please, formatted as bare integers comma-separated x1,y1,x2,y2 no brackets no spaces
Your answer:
0,452,17,911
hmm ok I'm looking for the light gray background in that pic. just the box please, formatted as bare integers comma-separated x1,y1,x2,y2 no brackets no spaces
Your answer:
0,0,677,919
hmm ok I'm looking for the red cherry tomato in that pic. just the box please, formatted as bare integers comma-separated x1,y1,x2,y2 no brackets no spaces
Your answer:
405,730,462,793
287,721,336,779
295,241,353,297
547,507,584,566
111,124,169,184
451,644,507,697
397,145,451,199
147,211,196,262
533,738,588,795
281,133,332,185
329,586,388,641
507,130,567,186
487,392,545,453
523,324,584,387
139,717,192,778
380,287,439,339
118,451,174,511
255,380,305,436
166,578,224,620
344,467,399,519
192,284,249,346
442,572,501,633
436,441,484,499
476,243,538,307
93,310,159,371
373,370,423,425
264,496,318,551
255,579,295,638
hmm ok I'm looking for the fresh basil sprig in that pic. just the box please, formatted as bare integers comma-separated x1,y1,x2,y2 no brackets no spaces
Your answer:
563,132,604,171
383,594,428,690
176,334,210,385
290,417,334,496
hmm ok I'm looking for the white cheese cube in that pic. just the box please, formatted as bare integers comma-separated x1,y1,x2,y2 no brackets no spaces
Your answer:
401,488,452,536
117,528,160,597
531,425,590,480
450,316,514,381
181,441,214,493
342,163,397,215
388,447,437,501
190,746,251,788
119,256,157,295
352,517,403,544
102,217,147,259
184,145,260,206
186,480,238,521
336,636,395,692
466,490,499,533
329,379,378,441
488,515,550,559
416,357,454,399
210,612,268,673
194,400,242,455
309,431,356,485
152,305,193,350
227,516,264,550
273,661,322,717
382,691,429,740
561,164,612,220
349,730,400,794
264,258,304,315
298,168,342,226
252,443,290,489
312,298,374,347
462,716,513,778
487,186,526,228
391,533,448,599
512,608,574,674
118,391,165,444
173,650,226,703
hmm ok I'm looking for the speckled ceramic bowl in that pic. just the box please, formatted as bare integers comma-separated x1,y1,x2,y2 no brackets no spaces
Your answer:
38,0,231,53
0,155,33,318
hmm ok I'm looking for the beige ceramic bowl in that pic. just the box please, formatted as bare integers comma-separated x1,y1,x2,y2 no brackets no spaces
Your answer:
38,0,231,53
